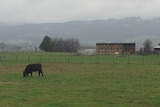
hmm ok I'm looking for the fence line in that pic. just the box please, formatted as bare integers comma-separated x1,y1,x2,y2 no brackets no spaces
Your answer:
0,55,160,65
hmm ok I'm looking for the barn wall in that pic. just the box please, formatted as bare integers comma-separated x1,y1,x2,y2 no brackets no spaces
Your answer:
96,43,135,55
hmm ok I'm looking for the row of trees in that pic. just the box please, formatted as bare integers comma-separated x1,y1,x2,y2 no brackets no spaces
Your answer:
139,39,160,55
39,36,157,54
0,42,21,51
39,36,80,52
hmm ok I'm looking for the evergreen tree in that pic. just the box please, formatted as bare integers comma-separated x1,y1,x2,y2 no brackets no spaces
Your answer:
39,35,53,52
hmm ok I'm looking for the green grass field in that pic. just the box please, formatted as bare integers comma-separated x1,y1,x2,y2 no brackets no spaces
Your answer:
0,52,160,107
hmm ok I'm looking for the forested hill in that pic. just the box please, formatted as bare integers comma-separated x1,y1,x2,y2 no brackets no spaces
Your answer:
0,17,160,49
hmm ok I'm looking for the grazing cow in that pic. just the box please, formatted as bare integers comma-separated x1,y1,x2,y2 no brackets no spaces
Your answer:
23,64,43,77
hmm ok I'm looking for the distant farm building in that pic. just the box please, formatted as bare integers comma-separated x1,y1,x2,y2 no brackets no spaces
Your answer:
154,45,160,54
96,43,135,55
78,49,96,55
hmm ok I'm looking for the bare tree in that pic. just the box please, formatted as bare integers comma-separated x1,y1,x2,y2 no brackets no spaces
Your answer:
52,38,80,52
143,39,152,55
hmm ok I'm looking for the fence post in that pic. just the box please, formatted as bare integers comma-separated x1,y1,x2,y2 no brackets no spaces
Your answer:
53,55,56,63
16,56,18,63
142,57,144,65
81,56,84,64
128,56,130,64
28,56,30,63
68,55,70,64
113,56,115,64
96,55,99,64
40,55,42,62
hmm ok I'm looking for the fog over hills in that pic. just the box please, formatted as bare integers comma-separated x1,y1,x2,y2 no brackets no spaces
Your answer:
0,17,160,51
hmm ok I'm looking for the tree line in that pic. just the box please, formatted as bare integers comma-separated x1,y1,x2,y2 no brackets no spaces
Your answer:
39,36,80,52
139,39,160,55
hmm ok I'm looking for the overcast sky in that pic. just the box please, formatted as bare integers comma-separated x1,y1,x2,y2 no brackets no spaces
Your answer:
1,0,160,24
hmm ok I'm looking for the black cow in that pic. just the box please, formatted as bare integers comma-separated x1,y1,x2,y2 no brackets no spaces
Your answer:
23,64,43,77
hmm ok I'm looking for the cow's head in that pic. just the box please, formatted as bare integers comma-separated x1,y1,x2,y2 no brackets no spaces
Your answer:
23,71,26,77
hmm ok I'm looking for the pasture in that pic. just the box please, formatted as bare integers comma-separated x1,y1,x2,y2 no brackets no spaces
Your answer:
0,52,160,107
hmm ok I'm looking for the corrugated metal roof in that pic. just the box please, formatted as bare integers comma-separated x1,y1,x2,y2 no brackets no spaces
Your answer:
78,49,96,55
96,43,135,45
154,46,160,49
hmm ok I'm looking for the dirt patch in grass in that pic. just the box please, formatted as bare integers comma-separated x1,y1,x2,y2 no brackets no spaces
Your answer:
0,81,20,85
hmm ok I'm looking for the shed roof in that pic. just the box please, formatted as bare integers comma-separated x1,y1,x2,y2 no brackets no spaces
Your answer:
78,49,96,55
96,43,135,45
154,46,160,49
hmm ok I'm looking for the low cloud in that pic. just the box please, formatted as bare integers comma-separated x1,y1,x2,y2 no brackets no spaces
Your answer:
0,0,160,24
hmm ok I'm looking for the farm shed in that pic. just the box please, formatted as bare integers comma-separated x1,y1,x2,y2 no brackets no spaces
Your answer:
154,45,160,54
96,43,135,55
78,49,96,55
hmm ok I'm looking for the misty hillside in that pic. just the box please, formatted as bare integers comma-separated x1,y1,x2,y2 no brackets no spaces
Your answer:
0,17,160,50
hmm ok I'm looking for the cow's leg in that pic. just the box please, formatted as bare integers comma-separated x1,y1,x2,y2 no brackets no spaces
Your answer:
40,70,44,77
39,70,43,77
38,71,40,76
30,72,32,77
41,72,44,77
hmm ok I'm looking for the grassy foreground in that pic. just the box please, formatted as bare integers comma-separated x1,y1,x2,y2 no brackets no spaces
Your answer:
0,62,160,107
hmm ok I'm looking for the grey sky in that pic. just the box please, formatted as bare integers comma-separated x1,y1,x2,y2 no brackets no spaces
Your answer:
0,0,160,24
